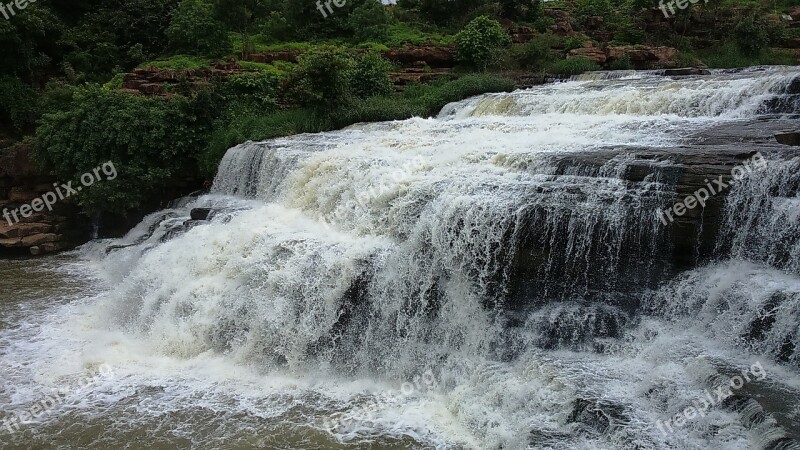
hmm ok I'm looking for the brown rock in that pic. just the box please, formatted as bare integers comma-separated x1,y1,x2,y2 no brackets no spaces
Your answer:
568,47,607,65
0,223,53,239
607,45,678,69
29,242,65,256
0,141,39,181
140,83,165,95
383,46,455,68
789,6,800,20
20,233,60,247
8,188,38,202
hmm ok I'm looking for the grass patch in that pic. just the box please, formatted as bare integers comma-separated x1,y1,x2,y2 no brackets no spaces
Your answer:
698,43,797,68
383,23,454,48
547,57,601,76
139,55,214,70
237,60,295,77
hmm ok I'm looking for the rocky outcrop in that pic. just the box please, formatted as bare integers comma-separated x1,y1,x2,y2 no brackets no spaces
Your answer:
607,45,679,69
390,68,457,90
567,45,680,69
544,8,574,36
382,46,455,69
122,61,253,97
0,140,87,257
568,46,607,65
247,51,302,64
506,117,798,309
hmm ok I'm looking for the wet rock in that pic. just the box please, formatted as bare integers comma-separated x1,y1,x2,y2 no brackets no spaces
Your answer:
567,398,628,434
662,67,712,76
190,208,212,221
775,131,800,146
29,242,65,256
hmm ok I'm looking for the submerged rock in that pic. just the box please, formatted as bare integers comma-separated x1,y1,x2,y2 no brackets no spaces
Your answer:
775,132,800,146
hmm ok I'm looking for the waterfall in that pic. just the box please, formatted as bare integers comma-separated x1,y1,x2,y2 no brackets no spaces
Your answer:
2,67,800,449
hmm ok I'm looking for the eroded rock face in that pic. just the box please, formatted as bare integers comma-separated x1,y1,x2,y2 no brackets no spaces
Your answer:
607,45,679,69
568,47,608,65
382,46,455,69
0,141,87,257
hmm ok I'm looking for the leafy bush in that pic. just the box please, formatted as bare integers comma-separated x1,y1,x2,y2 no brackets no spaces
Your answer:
608,55,633,70
508,36,558,69
36,87,213,213
455,16,511,70
548,57,600,76
563,36,585,52
0,77,41,133
222,71,281,110
140,55,213,70
167,0,232,57
735,15,769,56
350,52,394,98
288,46,355,110
349,0,393,42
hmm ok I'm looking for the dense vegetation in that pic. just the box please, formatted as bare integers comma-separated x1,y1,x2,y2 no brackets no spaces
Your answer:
0,0,796,220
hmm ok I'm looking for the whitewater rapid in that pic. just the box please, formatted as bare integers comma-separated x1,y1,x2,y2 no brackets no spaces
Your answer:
1,67,799,449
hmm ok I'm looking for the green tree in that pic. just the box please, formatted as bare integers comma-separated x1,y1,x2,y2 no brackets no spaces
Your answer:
288,46,355,111
167,0,232,57
212,0,269,58
454,15,511,70
350,52,394,98
349,0,392,42
36,87,213,213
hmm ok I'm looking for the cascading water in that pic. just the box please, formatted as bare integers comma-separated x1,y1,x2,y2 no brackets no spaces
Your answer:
1,67,799,449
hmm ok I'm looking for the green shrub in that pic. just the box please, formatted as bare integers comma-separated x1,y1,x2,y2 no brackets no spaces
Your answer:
36,87,214,213
349,0,393,42
455,16,511,70
383,22,453,47
167,0,232,57
140,55,213,70
548,57,600,76
222,71,281,110
508,36,558,69
288,46,356,110
735,15,769,56
102,73,126,91
350,52,394,98
607,55,633,70
0,76,41,133
563,36,585,52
